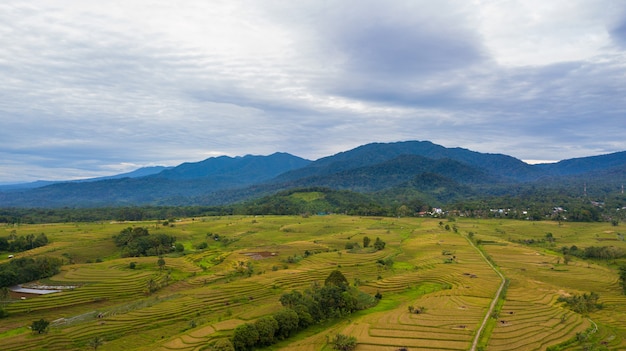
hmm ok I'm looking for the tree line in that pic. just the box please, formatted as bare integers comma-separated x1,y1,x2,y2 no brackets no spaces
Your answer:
0,256,62,288
0,232,48,252
2,186,625,224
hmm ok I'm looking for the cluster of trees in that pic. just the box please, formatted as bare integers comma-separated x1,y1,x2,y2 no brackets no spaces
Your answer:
114,227,177,257
557,292,602,314
345,236,386,252
0,232,48,253
0,256,63,287
560,245,625,260
229,270,375,351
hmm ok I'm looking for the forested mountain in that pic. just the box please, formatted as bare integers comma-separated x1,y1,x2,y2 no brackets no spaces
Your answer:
536,151,626,176
271,140,540,183
0,153,310,207
153,152,309,182
1,140,625,209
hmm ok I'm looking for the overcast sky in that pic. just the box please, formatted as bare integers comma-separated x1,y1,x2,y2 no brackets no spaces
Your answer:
2,1,626,183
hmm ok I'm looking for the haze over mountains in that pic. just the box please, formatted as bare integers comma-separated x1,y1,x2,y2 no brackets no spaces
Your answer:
1,141,625,208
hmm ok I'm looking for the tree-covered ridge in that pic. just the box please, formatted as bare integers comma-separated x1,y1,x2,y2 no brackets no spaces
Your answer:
1,140,625,208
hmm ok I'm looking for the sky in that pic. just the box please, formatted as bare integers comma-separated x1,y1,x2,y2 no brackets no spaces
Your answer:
1,1,626,183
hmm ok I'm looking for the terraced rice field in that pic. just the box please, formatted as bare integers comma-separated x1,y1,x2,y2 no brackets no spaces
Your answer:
0,216,625,350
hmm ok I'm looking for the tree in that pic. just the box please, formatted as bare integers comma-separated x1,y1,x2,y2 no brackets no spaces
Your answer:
26,233,35,249
273,308,299,340
373,237,386,250
254,316,278,346
146,278,158,294
619,265,626,295
157,257,166,271
0,287,9,303
212,338,235,351
89,336,104,350
325,270,348,287
232,323,259,351
175,242,184,252
330,333,357,351
31,318,49,334
396,205,410,217
363,236,371,248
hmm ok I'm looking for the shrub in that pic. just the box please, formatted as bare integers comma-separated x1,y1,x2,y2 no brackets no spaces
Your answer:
31,318,50,334
330,333,357,351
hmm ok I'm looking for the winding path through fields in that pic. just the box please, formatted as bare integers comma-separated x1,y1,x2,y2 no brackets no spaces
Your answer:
465,235,507,351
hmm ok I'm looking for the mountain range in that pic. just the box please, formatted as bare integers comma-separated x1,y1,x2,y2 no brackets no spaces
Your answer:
1,140,625,208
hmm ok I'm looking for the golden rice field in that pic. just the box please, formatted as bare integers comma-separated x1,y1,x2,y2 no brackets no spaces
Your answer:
0,215,625,350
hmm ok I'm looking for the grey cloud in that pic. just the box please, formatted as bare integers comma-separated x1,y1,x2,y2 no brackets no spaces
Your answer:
330,17,486,79
1,1,626,182
610,20,626,48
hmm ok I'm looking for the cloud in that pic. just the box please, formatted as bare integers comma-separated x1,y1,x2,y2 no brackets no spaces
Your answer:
1,1,625,183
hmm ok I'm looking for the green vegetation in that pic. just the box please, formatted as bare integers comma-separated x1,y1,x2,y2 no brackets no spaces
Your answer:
232,270,376,350
557,292,603,315
114,227,176,257
0,257,62,287
330,333,357,351
30,318,49,334
0,232,48,252
3,183,626,226
0,215,624,351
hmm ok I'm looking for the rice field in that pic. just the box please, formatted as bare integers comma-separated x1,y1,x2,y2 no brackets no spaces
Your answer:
0,216,625,350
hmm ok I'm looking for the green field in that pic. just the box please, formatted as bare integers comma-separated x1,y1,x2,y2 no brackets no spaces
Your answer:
0,216,625,351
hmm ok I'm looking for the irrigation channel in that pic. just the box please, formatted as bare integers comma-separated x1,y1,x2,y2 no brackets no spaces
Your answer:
465,234,507,351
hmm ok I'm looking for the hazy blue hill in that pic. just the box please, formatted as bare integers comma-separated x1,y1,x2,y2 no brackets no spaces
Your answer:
0,180,59,191
0,153,311,207
153,152,310,182
95,166,173,180
0,166,171,191
536,151,626,176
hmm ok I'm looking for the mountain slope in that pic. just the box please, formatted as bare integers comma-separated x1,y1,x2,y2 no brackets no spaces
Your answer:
154,152,310,182
1,140,626,208
0,166,171,191
0,153,310,207
272,140,539,183
536,151,626,176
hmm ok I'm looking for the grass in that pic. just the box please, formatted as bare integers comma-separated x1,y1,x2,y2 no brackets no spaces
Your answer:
1,216,626,350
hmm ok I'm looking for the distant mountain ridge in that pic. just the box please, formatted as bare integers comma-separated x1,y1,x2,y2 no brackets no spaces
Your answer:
1,140,625,208
0,166,172,191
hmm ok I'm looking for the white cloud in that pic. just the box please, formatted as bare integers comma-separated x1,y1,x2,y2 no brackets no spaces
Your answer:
0,1,625,183
474,0,620,66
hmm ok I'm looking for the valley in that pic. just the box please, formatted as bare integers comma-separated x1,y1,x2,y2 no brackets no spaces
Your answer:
0,215,625,350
